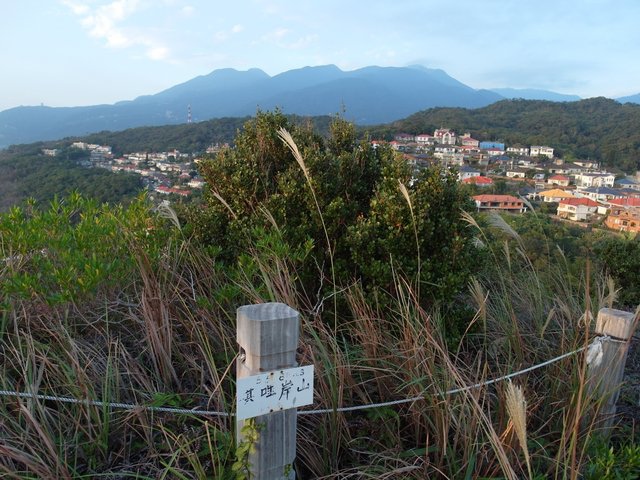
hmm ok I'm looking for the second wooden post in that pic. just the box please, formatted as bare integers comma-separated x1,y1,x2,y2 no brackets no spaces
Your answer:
587,307,638,433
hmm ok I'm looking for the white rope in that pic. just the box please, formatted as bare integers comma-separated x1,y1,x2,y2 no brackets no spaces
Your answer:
0,390,230,417
299,340,596,415
0,336,620,417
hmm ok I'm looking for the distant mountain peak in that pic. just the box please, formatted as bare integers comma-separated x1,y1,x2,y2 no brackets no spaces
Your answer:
490,87,581,102
616,93,640,104
0,65,519,147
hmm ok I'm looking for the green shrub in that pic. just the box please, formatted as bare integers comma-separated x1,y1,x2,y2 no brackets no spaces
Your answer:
592,233,640,308
0,192,167,304
187,111,479,329
585,439,640,480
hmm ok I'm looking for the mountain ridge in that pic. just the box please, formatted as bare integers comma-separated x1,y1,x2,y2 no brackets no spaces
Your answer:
1,64,502,147
1,64,638,148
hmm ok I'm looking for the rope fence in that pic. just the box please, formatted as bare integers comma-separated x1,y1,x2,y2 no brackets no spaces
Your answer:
0,335,624,418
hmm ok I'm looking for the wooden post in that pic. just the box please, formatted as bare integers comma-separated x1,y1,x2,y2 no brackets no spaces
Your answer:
587,307,638,432
236,303,299,480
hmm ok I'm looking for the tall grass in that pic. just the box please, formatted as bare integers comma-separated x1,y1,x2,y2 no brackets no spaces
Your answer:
1,192,636,477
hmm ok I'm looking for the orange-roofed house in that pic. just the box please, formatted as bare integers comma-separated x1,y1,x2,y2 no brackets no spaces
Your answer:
538,189,575,203
603,197,640,233
557,197,599,221
473,194,526,213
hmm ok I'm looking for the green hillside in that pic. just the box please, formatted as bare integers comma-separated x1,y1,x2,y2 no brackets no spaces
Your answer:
3,99,640,211
0,114,334,210
0,146,142,211
365,97,640,172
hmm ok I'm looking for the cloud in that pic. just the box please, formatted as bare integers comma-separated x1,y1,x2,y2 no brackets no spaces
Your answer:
213,24,245,44
181,5,195,17
60,0,89,16
287,34,318,50
79,0,140,47
147,45,169,60
258,28,318,50
61,0,171,61
261,27,290,43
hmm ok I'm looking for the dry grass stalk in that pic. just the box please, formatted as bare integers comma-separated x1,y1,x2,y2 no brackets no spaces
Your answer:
505,381,532,479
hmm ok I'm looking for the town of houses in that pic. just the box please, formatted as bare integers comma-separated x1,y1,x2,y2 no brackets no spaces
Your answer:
44,131,640,234
47,141,227,198
380,128,640,234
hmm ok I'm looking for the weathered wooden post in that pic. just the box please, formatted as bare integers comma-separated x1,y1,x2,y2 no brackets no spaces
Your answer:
236,303,299,479
587,307,638,432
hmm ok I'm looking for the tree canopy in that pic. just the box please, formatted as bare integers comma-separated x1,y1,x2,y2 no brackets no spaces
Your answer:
187,111,478,329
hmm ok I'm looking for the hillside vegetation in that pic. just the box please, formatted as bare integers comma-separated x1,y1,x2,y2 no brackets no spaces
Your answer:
80,114,333,156
1,113,639,478
0,114,334,210
366,97,640,172
3,98,640,212
0,145,141,211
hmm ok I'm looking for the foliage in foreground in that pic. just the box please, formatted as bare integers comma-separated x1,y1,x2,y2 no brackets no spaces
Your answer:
0,189,637,479
0,193,165,305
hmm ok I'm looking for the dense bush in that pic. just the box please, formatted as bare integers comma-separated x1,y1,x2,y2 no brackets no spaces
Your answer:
187,111,479,325
592,233,640,308
0,193,166,305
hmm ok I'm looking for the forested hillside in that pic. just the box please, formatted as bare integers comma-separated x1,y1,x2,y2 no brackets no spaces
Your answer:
3,114,333,156
3,98,640,210
0,145,141,211
366,97,640,172
0,114,335,210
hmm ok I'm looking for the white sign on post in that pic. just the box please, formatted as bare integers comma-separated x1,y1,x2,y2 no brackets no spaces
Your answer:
236,365,314,421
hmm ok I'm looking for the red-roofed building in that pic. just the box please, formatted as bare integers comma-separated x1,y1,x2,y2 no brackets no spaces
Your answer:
473,194,526,213
557,197,599,221
607,197,640,210
463,176,494,187
485,147,505,156
460,133,479,148
548,174,571,187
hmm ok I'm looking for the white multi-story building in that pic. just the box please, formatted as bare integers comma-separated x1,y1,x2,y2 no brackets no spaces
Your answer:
575,172,615,188
415,133,435,145
530,146,554,158
507,146,530,156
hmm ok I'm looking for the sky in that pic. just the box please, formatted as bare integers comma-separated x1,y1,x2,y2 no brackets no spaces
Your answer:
1,0,639,112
